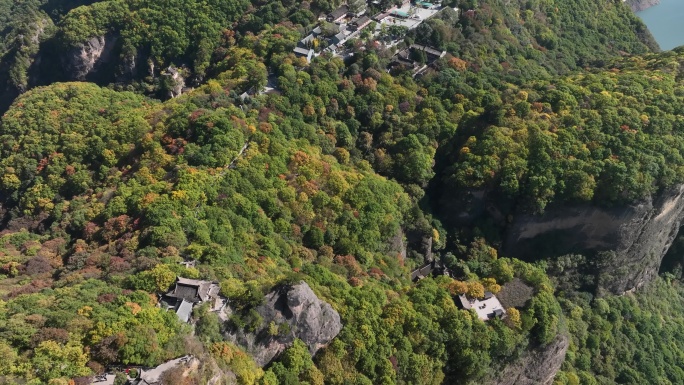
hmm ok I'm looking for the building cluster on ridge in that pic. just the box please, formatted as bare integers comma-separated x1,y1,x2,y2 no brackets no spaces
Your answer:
293,0,450,66
457,292,506,321
159,277,224,323
410,260,507,321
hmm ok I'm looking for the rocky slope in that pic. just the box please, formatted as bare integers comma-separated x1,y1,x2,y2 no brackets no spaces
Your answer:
61,35,117,81
627,0,660,12
0,14,54,112
224,281,342,367
485,334,569,385
503,185,684,295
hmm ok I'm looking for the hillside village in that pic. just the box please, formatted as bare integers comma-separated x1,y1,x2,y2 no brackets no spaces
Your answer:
293,0,454,73
89,261,517,384
410,260,508,321
0,0,678,382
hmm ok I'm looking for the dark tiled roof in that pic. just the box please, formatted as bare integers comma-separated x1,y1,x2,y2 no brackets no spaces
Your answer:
353,16,371,26
165,277,218,303
170,283,201,302
332,31,347,44
410,262,434,281
328,5,349,20
409,260,450,281
300,34,315,46
410,44,445,58
390,58,418,68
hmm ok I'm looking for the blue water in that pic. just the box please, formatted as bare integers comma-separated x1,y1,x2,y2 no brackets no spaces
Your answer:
638,0,684,51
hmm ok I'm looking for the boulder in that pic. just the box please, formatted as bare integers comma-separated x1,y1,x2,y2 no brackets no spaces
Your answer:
224,281,342,367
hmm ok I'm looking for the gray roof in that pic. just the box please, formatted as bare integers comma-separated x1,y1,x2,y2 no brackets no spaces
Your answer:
165,277,218,303
410,260,449,281
410,44,445,58
175,299,193,323
410,262,435,281
300,34,315,46
353,16,371,26
390,57,419,69
293,47,313,56
332,31,347,44
328,5,349,21
458,294,472,310
171,284,201,302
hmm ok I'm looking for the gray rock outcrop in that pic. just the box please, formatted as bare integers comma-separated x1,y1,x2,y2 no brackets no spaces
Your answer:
504,184,684,295
626,0,660,12
485,334,569,385
62,35,117,80
224,281,342,367
389,227,407,262
0,15,54,111
163,65,186,98
116,53,139,82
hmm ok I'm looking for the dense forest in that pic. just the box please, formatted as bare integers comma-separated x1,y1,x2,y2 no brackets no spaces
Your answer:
1,0,684,384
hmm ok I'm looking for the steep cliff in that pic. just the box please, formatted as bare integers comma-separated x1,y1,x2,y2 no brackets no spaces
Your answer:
503,185,684,295
61,35,117,81
485,334,569,385
224,281,342,367
0,15,55,112
162,65,187,98
626,0,660,12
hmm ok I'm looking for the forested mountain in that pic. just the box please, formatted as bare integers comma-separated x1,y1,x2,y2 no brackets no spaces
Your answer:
1,0,684,384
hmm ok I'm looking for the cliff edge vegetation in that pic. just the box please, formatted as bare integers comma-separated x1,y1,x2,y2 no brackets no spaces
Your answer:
0,0,683,384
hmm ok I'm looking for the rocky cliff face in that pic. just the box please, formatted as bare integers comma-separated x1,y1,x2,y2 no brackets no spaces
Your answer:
626,0,660,12
485,334,569,385
389,227,408,262
0,16,54,112
224,281,342,367
62,35,117,81
163,65,186,98
503,185,684,295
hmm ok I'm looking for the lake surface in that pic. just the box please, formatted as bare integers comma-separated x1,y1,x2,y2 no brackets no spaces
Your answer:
638,0,684,51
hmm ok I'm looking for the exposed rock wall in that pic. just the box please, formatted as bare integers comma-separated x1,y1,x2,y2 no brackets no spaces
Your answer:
627,0,660,12
62,35,117,80
0,15,54,112
389,227,407,262
503,184,684,295
485,334,569,385
224,281,342,367
163,65,186,98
